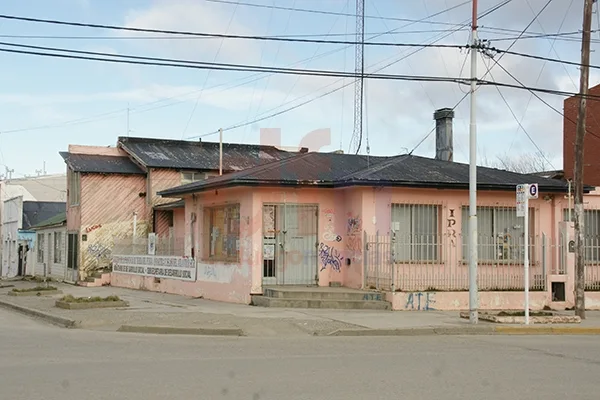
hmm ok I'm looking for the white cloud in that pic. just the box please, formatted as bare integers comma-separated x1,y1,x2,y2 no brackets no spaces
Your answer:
122,0,263,64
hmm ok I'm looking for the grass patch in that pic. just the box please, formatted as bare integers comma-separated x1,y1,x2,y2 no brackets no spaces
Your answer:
496,310,554,317
60,294,121,303
12,286,58,293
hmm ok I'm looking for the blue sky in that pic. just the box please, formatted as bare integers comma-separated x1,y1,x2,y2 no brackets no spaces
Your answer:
0,0,596,177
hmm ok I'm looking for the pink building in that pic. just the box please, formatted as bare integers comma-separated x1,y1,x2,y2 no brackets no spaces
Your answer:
107,146,600,310
60,137,294,283
107,107,600,311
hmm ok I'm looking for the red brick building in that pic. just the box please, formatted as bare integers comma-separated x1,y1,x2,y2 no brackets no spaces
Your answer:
564,83,600,186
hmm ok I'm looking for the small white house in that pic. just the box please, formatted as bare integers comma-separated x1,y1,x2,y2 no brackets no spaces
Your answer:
32,212,68,281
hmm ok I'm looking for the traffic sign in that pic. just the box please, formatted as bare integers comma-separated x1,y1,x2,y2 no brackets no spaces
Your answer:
528,183,538,199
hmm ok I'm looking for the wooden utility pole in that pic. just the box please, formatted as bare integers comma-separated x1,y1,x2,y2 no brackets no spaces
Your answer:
574,0,594,319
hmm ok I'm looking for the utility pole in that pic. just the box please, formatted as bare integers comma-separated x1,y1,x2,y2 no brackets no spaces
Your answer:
468,0,479,324
219,128,223,176
126,103,131,137
574,0,594,319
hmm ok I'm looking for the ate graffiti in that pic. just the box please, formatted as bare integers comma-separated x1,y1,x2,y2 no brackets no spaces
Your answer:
318,242,344,272
405,292,436,311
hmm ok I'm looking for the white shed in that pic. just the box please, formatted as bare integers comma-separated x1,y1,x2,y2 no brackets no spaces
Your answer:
32,212,67,281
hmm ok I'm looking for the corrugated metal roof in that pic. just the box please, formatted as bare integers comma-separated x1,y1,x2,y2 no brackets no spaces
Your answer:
31,212,67,230
22,202,66,230
158,152,572,197
60,152,145,175
153,199,184,210
118,136,295,171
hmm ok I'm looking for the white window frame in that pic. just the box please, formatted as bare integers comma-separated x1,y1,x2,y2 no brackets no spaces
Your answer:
37,233,45,263
181,171,207,185
53,232,63,264
203,204,240,262
391,204,440,263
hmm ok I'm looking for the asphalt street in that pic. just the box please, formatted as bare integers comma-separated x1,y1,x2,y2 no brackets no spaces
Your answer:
1,308,599,400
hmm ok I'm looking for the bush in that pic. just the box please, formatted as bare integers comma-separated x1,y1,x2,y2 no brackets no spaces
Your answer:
12,286,58,293
60,294,121,303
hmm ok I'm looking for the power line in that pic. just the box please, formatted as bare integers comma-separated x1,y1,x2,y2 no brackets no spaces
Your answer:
0,13,474,48
0,1,480,136
507,0,574,153
493,58,600,144
484,58,555,169
0,41,470,79
2,41,599,102
188,0,517,139
203,0,471,26
0,29,472,40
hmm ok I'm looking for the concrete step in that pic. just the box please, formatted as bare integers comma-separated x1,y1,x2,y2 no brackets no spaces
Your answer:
263,288,385,302
251,295,391,310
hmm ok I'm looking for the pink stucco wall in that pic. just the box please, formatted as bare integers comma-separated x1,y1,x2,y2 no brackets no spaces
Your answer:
387,291,550,311
109,179,600,309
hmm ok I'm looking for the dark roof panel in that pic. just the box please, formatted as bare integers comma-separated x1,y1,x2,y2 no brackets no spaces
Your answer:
118,136,294,171
158,152,571,197
31,212,67,229
22,202,66,231
60,152,145,175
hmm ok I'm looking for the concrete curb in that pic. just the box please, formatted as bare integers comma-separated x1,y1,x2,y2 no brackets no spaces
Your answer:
0,299,77,328
328,326,496,336
328,325,600,336
117,325,244,336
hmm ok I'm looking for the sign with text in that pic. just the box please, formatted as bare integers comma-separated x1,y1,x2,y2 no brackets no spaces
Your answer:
112,255,197,281
516,184,527,217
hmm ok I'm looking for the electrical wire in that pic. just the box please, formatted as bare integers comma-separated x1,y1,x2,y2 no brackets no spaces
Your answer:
0,1,481,136
492,59,600,144
0,13,475,48
1,41,598,101
189,0,517,139
203,0,471,27
180,1,240,138
484,57,556,170
507,0,574,153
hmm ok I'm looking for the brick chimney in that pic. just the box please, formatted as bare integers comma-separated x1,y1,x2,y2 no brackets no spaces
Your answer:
434,108,454,162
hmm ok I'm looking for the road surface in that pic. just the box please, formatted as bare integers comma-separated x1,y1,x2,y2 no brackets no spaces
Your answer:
1,308,599,400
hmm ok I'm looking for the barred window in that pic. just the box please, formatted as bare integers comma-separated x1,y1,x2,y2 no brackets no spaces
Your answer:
69,170,80,206
391,204,440,262
563,209,600,261
462,206,534,262
203,204,240,261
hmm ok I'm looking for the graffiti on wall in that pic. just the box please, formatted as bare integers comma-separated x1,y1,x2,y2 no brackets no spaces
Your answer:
446,209,457,247
346,214,362,235
405,292,436,311
322,208,341,242
87,243,111,259
346,236,362,261
85,224,102,234
318,242,344,272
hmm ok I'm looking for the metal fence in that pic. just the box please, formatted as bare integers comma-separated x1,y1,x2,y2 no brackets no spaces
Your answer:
364,231,549,292
113,236,185,257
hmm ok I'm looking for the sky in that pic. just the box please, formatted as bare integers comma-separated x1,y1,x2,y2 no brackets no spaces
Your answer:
0,0,598,178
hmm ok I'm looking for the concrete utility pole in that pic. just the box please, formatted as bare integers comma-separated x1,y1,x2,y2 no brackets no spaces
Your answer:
468,0,479,324
574,0,594,319
219,128,223,176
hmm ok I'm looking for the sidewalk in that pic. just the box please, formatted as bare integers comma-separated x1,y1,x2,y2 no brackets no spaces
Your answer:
2,281,600,337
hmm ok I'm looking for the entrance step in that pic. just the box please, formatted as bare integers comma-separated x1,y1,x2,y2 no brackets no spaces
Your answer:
252,287,391,310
